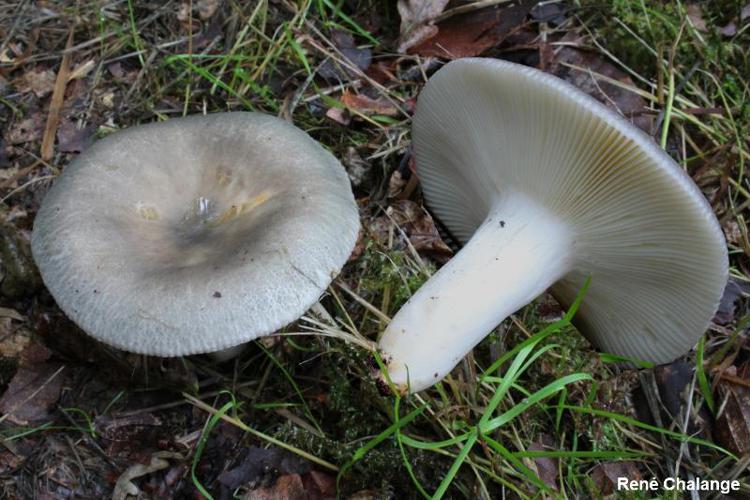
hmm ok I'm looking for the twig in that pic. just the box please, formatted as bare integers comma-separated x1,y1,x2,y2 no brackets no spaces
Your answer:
41,28,74,161
717,372,750,389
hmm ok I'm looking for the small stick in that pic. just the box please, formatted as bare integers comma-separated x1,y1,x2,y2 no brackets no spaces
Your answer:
41,28,74,162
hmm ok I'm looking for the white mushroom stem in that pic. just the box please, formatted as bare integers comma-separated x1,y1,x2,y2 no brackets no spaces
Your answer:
378,193,575,393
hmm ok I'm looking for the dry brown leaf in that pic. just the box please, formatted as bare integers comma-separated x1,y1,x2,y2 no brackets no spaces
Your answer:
5,112,45,145
368,200,453,260
686,3,708,32
0,359,65,424
720,21,738,36
715,376,750,454
590,461,642,495
343,147,374,189
244,474,306,500
0,323,31,359
68,59,95,81
0,308,31,359
196,0,220,19
410,3,533,58
16,67,56,97
57,119,96,153
319,30,372,81
340,91,399,116
715,278,750,324
326,107,350,126
397,0,450,52
552,46,653,133
302,470,336,498
527,437,558,491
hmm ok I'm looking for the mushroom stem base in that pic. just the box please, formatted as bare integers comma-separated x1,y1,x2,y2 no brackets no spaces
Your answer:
378,193,574,393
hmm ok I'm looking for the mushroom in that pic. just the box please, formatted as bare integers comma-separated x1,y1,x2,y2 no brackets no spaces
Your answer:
32,112,360,357
377,58,728,394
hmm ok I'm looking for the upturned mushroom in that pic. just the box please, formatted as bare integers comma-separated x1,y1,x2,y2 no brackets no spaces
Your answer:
377,58,728,394
32,112,359,357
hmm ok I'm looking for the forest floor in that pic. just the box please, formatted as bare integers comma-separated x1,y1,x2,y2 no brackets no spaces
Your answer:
1,0,750,498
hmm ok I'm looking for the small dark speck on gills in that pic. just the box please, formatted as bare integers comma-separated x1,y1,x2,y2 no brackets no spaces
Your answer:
213,291,222,298
499,220,505,227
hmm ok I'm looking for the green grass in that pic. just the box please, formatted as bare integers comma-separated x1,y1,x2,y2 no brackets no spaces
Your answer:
1,0,748,497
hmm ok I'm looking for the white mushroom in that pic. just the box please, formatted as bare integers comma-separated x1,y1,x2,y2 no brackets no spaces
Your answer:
378,58,728,394
32,112,360,357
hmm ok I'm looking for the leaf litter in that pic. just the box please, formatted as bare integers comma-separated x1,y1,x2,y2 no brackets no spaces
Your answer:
0,0,749,497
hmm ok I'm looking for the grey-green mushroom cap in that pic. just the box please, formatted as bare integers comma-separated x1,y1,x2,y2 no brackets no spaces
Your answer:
32,112,360,356
378,58,728,394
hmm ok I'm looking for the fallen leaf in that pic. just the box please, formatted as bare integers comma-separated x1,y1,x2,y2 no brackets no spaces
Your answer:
719,21,737,36
15,67,56,97
176,2,201,32
552,46,653,133
715,373,750,454
112,451,184,500
0,358,65,424
95,413,163,444
0,220,43,298
68,59,95,81
715,278,750,324
219,446,310,492
686,3,708,32
654,361,693,414
0,315,31,359
340,91,398,116
368,200,453,261
366,60,398,84
196,0,220,19
387,168,408,198
245,473,306,500
0,309,29,359
410,2,533,58
19,341,52,366
5,112,45,145
56,119,96,153
396,0,450,52
0,307,24,321
348,491,380,500
107,62,138,84
530,2,567,25
318,30,371,81
590,461,641,496
326,107,350,126
723,220,743,247
343,147,374,190
527,436,558,491
302,470,336,499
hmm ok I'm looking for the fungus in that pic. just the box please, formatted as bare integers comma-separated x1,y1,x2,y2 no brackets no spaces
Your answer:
377,58,728,393
32,112,359,357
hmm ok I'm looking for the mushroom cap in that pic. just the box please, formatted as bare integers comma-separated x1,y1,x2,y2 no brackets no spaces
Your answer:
32,112,359,356
413,58,728,363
